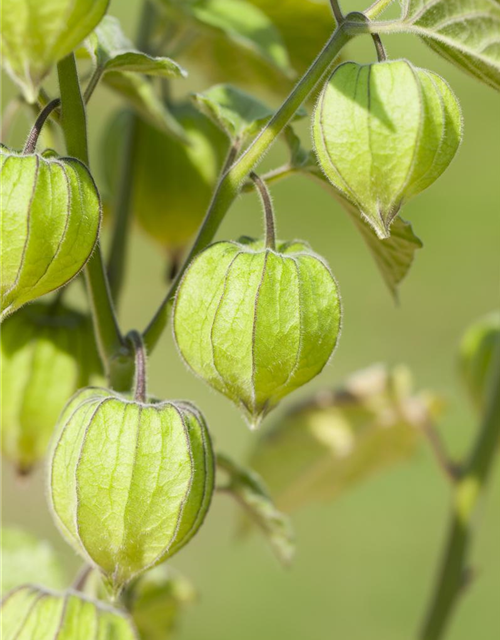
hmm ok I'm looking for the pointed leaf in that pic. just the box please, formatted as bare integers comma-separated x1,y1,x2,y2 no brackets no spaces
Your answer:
404,0,500,90
249,365,430,513
217,453,295,566
86,15,187,78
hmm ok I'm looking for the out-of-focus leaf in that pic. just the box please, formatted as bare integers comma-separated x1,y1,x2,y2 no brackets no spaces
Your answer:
192,83,305,140
103,72,186,139
85,15,187,77
249,365,434,512
403,0,500,91
217,453,295,566
127,566,196,640
288,144,423,300
157,0,333,96
1,527,67,595
459,311,500,413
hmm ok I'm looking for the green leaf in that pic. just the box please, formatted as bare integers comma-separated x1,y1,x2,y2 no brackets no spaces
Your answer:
0,0,109,102
184,0,292,75
192,84,276,139
1,527,66,596
127,566,196,640
103,71,186,139
1,585,137,639
217,453,295,566
459,311,500,413
85,15,187,78
249,365,430,512
404,0,500,90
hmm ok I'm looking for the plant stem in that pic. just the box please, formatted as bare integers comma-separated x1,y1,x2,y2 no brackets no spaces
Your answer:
57,54,126,383
419,342,500,640
250,173,276,250
241,165,298,193
127,330,147,403
23,99,61,154
329,0,344,25
142,25,353,351
107,0,157,302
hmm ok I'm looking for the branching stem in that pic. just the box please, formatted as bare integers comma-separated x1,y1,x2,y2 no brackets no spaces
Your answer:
329,0,344,25
127,330,147,403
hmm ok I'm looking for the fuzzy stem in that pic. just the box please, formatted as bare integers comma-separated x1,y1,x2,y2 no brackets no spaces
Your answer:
250,173,276,250
127,330,147,403
22,98,61,154
365,0,398,20
329,0,344,24
419,342,500,640
142,25,353,351
372,33,388,61
57,54,126,385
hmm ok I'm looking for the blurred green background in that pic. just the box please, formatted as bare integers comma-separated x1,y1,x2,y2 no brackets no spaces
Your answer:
1,1,499,639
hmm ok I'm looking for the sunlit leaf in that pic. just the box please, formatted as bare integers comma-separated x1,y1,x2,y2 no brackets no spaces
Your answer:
249,365,431,512
217,453,295,566
404,0,500,90
1,527,66,596
85,15,187,77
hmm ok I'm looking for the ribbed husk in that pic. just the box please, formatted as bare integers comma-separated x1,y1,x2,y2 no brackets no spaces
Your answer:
1,301,101,474
1,585,137,639
173,238,342,428
313,59,463,239
0,148,101,320
49,388,214,593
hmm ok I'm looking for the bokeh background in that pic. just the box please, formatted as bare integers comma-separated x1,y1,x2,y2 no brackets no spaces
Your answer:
1,1,499,639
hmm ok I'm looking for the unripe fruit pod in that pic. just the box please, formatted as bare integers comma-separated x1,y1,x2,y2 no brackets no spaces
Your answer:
49,388,214,593
103,105,228,254
313,59,462,238
1,302,101,474
0,147,101,319
1,585,137,639
173,238,342,428
459,311,500,413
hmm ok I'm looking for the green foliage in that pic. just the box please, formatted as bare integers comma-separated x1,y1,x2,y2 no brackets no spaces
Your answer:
126,567,196,640
313,59,462,239
217,453,295,566
0,149,101,320
459,311,500,413
249,365,432,512
49,388,214,593
1,301,101,473
103,104,228,253
174,238,342,428
0,0,109,102
1,527,67,595
403,0,500,91
1,585,137,639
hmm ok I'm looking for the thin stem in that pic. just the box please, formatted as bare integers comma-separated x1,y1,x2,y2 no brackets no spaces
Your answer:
142,25,353,352
329,0,344,25
241,165,298,193
107,0,157,303
127,330,147,403
57,54,126,382
72,565,92,592
419,341,500,640
83,66,104,104
372,33,388,61
250,173,276,250
421,419,460,483
23,99,61,154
